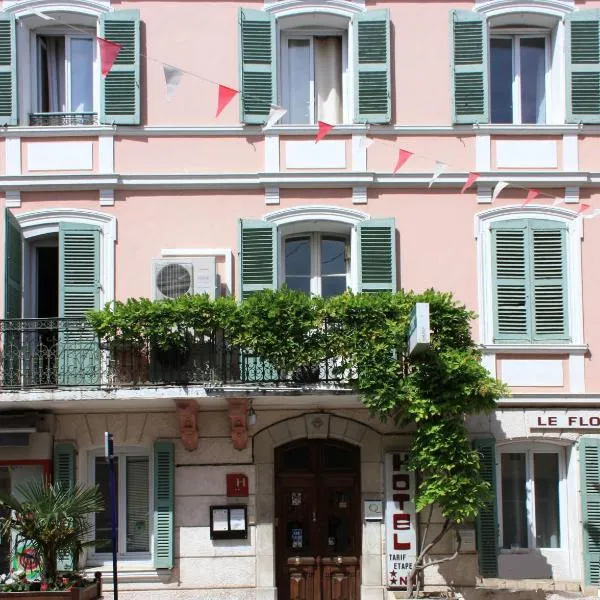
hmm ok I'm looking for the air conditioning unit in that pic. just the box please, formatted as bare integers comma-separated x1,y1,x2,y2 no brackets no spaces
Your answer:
152,257,218,300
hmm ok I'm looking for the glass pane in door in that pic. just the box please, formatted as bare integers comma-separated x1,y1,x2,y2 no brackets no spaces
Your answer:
520,38,546,124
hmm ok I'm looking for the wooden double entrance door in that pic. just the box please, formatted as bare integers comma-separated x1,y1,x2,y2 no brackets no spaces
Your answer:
275,440,361,600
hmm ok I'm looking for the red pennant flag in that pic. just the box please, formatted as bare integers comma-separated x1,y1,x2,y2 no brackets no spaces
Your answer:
216,85,239,117
461,172,480,194
315,121,333,143
521,188,541,207
393,149,413,174
98,37,121,77
577,203,591,215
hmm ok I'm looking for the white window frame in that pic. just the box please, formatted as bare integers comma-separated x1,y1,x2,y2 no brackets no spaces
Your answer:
490,29,552,125
15,208,117,319
264,205,369,293
496,442,567,552
282,231,350,296
475,205,583,349
31,29,97,115
87,447,153,564
280,28,349,125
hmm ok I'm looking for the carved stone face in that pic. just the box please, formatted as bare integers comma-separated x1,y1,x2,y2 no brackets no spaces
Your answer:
230,415,248,450
176,401,199,451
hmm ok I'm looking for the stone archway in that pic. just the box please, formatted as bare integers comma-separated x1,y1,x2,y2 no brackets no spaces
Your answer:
253,412,385,600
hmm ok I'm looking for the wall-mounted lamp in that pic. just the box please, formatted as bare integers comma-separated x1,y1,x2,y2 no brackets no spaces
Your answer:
247,402,257,426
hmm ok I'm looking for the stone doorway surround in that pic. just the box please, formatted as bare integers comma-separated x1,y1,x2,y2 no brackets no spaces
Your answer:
253,412,387,600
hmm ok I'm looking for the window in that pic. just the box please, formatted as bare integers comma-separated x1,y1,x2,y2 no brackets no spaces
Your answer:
35,33,94,117
491,218,568,342
284,234,349,297
499,447,563,550
92,452,151,558
490,32,548,124
239,8,391,125
281,32,345,124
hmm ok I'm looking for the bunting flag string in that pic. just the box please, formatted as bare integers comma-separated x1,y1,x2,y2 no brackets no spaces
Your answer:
164,65,184,101
461,172,480,194
315,121,334,143
393,149,413,174
98,38,122,77
43,12,597,217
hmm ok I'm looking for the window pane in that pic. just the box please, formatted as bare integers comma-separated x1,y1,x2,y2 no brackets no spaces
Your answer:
520,38,546,124
534,453,560,548
315,37,342,124
286,277,311,295
501,453,528,549
321,238,346,275
321,277,346,298
490,38,514,124
70,38,94,112
38,36,66,112
287,39,311,124
95,457,119,553
126,457,150,552
285,238,311,276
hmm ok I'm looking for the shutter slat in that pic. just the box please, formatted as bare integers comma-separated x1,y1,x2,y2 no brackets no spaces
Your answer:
356,218,396,292
100,10,140,125
240,8,275,124
153,441,174,569
354,10,391,123
474,439,498,578
567,11,600,123
581,439,600,584
451,11,488,124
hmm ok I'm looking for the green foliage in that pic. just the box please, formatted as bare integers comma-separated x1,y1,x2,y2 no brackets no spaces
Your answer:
88,288,508,524
0,481,103,584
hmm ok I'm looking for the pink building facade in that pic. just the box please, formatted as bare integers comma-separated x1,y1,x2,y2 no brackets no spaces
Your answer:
0,0,599,598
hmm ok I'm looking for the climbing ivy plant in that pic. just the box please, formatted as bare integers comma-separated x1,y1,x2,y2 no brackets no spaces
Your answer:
88,288,507,594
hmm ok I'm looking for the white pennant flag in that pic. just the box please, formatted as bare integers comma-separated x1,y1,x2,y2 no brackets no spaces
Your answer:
492,181,510,202
552,197,565,206
428,161,447,188
34,11,54,20
163,65,184,101
582,208,600,219
358,136,376,151
263,105,287,130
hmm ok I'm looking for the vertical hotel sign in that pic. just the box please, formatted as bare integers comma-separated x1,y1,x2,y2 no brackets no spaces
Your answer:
385,452,417,589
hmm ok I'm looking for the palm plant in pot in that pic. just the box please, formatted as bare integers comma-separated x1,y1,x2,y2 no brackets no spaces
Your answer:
0,480,103,597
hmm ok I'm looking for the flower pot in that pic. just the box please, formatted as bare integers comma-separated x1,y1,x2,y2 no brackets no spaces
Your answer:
0,573,101,600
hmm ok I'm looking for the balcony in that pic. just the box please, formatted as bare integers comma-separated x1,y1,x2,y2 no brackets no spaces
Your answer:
0,319,348,391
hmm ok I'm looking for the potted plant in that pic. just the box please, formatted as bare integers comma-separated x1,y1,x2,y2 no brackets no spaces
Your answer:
0,481,103,599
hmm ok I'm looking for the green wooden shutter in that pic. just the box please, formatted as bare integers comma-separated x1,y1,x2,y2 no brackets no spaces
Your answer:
3,210,22,386
153,441,174,569
239,219,277,299
473,438,498,578
353,9,391,124
531,221,568,341
581,437,600,585
100,10,140,125
58,223,101,385
492,220,530,342
450,10,488,124
4,209,22,319
356,218,396,292
239,8,275,124
492,220,568,343
566,10,600,124
0,12,16,126
54,443,76,571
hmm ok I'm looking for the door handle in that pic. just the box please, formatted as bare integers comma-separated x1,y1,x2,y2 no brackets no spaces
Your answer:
312,511,316,523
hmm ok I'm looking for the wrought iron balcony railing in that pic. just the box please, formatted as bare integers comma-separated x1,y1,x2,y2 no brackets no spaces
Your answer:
28,112,98,127
0,319,349,390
